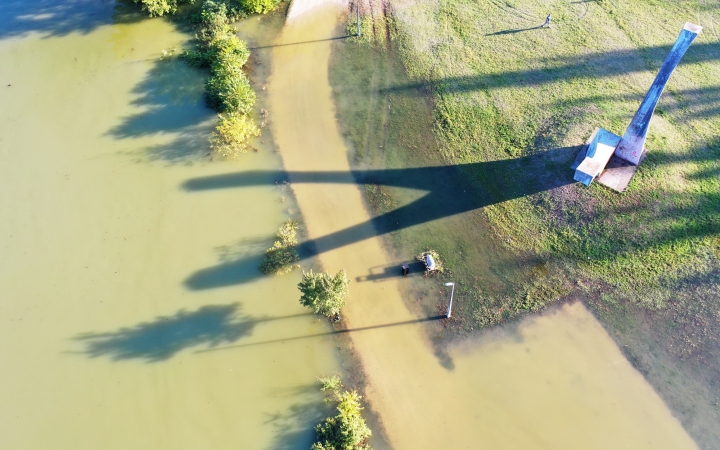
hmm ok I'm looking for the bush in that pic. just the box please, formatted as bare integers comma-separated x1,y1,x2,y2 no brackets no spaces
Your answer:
298,270,349,318
208,35,250,68
259,221,300,275
206,65,255,112
312,377,372,450
210,112,260,158
237,0,282,15
205,36,255,113
182,1,240,67
196,0,235,44
133,0,192,16
137,0,264,152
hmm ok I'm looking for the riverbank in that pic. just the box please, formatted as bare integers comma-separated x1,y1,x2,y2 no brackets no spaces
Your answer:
328,0,720,447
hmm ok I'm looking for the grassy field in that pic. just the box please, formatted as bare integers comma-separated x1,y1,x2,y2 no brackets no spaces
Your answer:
330,0,720,447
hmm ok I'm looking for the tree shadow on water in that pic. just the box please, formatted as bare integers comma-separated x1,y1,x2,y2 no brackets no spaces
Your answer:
73,303,309,362
265,394,329,450
182,146,576,290
108,57,216,164
0,0,144,39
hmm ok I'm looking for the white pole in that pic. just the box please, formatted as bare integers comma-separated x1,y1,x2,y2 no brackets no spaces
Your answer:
444,282,455,318
356,1,361,37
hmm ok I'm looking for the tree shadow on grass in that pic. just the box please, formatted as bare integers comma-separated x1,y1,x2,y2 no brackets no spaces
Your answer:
73,303,311,362
182,146,576,290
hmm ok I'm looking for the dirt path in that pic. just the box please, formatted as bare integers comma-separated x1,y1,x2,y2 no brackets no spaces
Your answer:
267,2,698,448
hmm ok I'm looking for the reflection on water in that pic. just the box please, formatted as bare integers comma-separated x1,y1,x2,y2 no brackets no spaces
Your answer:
0,2,339,449
267,2,698,449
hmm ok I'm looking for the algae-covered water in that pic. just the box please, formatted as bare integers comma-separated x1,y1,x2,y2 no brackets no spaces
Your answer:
0,2,338,449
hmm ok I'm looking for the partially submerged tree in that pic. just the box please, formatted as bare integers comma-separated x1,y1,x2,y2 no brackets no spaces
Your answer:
132,0,191,16
298,270,349,318
210,112,260,158
259,220,300,275
312,376,372,450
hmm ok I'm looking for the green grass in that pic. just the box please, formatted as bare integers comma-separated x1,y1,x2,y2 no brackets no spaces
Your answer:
389,0,720,308
329,0,720,446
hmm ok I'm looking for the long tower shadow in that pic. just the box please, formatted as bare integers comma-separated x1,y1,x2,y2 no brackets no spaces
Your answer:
182,146,576,290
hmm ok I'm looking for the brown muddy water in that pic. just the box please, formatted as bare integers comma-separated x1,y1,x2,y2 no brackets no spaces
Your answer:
266,1,699,449
0,2,339,449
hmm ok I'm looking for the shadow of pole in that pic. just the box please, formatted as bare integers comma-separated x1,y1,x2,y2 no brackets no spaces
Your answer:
249,35,352,50
195,315,447,353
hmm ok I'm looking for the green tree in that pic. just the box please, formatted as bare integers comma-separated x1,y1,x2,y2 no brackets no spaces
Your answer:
259,221,300,275
210,112,260,158
298,270,349,318
311,377,372,450
237,0,282,14
132,0,192,17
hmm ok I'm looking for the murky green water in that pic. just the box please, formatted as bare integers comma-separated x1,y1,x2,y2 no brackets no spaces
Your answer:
0,2,338,449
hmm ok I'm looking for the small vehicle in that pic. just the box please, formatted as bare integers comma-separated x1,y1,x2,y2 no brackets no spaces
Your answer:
423,253,437,271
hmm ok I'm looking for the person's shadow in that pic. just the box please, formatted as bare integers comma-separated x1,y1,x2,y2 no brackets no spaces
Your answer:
485,26,542,36
182,146,577,290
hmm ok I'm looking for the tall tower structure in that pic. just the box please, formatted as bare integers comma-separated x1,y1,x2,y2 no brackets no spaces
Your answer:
573,23,702,191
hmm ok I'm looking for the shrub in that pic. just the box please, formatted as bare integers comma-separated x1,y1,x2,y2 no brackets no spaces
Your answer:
196,0,235,45
206,66,255,112
182,1,239,67
208,35,250,68
311,377,372,450
259,221,300,275
237,0,281,15
210,112,260,158
318,375,343,399
205,37,255,113
298,270,349,318
132,0,192,16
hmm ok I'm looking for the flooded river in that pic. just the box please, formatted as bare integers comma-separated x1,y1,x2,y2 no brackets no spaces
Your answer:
0,0,699,449
267,2,698,449
0,2,338,449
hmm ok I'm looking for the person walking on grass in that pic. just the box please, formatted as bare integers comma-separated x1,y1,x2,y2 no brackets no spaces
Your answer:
543,14,551,28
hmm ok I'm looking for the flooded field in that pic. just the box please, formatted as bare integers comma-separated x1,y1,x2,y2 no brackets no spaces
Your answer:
0,2,338,449
267,2,698,449
0,0,702,449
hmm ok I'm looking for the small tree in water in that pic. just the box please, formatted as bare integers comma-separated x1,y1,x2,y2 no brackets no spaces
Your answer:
312,376,372,450
259,220,300,275
298,270,349,319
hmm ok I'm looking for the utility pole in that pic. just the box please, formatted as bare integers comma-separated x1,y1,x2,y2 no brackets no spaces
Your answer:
444,282,455,318
356,1,361,37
